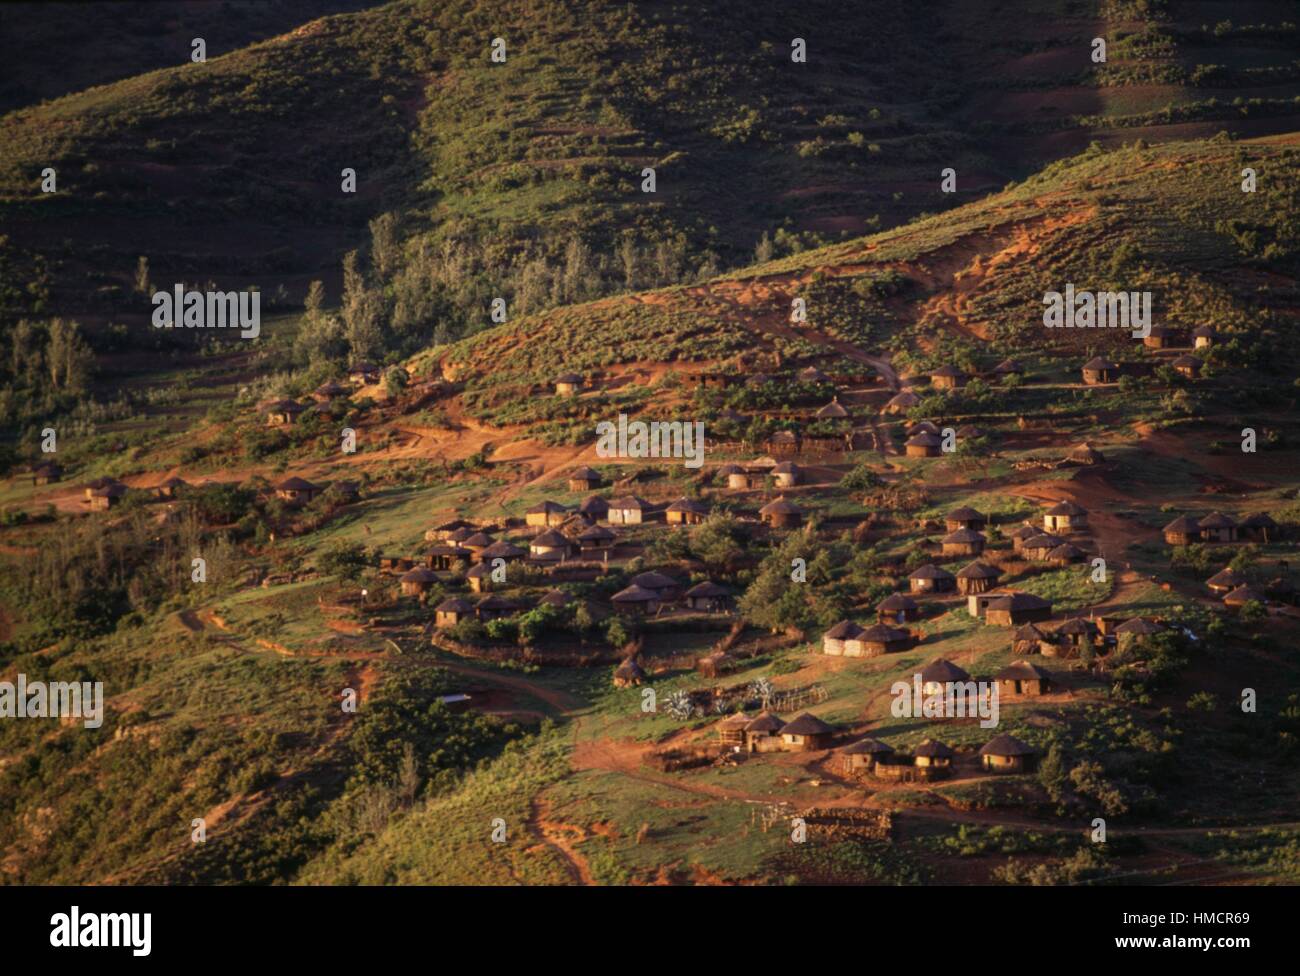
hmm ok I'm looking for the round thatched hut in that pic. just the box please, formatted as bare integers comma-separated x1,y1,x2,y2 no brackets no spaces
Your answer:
1047,543,1086,566
1223,585,1267,611
906,431,944,458
885,390,920,414
956,561,1002,595
760,496,804,529
909,564,957,594
399,567,439,597
994,660,1052,697
780,713,836,751
878,593,921,624
1205,566,1247,596
941,528,986,557
744,712,786,752
845,623,911,657
822,620,863,655
979,734,1037,773
839,737,895,774
611,583,659,616
1162,515,1201,546
1043,500,1088,533
434,597,474,629
1198,512,1238,543
945,506,988,532
1081,356,1119,384
1021,532,1065,561
912,738,955,772
568,466,602,492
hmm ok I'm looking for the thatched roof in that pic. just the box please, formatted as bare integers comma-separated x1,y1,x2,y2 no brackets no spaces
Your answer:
685,581,730,598
530,530,569,549
1054,617,1097,636
994,660,1051,682
1114,616,1165,635
782,712,835,736
1199,511,1238,529
886,391,920,408
717,712,751,731
435,597,474,613
858,623,909,643
399,567,439,583
815,398,850,419
1045,500,1087,516
909,564,955,581
611,584,658,604
987,592,1051,612
825,620,864,640
1083,356,1118,371
539,589,575,607
956,560,1001,579
942,528,985,545
979,734,1036,757
745,712,786,733
1241,512,1278,529
568,466,601,481
275,476,318,491
841,737,894,755
631,571,678,591
577,524,616,541
1224,585,1267,606
1013,623,1051,642
483,540,528,559
578,495,610,515
913,738,954,758
1162,515,1201,533
1048,544,1085,561
1206,566,1247,588
1022,532,1065,549
947,506,986,522
526,500,567,515
920,659,970,683
907,431,943,449
759,496,803,516
878,593,919,611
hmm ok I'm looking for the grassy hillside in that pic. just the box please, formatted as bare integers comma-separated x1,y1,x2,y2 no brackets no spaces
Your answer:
0,1,386,114
440,135,1299,409
2,0,1298,351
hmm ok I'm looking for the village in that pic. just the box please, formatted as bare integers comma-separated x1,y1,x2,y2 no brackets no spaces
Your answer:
8,288,1297,885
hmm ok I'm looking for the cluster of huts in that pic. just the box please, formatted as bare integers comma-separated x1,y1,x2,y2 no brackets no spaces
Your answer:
710,707,1040,779
1202,565,1292,611
840,733,1039,781
1080,329,1215,385
1162,511,1279,545
1010,613,1171,658
399,520,734,623
76,473,358,512
260,366,383,427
